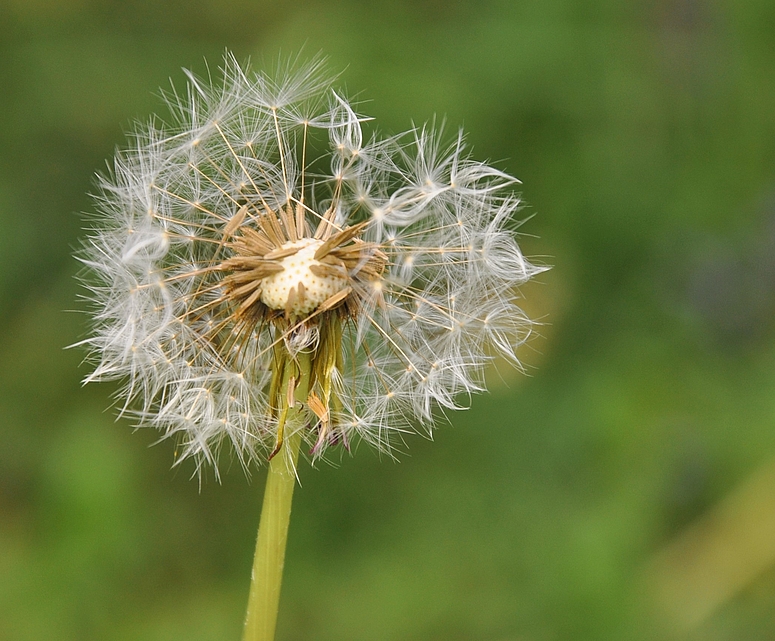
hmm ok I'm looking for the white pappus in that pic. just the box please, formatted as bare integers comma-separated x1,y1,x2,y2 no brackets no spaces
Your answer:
77,53,546,474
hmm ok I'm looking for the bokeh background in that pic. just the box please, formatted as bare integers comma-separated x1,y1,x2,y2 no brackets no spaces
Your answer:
2,0,775,639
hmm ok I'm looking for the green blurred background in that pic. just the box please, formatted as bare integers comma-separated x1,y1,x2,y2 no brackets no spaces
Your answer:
2,0,775,639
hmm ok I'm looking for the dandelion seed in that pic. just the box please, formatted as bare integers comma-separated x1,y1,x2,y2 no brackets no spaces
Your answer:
79,53,546,475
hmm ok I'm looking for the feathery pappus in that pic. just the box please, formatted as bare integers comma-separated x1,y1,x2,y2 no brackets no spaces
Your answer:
78,54,546,473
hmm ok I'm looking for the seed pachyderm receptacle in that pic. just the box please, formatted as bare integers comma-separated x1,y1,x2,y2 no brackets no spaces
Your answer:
78,54,546,473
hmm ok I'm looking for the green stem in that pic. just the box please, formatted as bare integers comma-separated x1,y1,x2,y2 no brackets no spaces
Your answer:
243,350,312,641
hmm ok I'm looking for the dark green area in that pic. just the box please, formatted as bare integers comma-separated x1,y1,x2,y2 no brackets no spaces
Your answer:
2,0,775,639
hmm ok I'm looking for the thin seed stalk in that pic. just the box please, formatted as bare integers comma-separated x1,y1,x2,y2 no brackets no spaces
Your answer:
243,349,312,641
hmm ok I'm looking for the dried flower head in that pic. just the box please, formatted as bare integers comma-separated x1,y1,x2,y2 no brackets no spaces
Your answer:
79,54,546,472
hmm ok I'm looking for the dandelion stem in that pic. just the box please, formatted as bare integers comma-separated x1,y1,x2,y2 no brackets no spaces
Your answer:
243,349,312,641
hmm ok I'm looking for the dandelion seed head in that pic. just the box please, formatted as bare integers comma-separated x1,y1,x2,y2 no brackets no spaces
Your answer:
77,52,547,472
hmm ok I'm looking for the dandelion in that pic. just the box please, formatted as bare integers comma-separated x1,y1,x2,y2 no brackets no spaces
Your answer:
79,53,545,641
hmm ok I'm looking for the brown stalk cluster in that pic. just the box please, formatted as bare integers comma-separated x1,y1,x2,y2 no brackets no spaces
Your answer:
213,199,387,456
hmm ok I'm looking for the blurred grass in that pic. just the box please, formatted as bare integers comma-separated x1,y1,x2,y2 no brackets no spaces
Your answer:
1,0,775,639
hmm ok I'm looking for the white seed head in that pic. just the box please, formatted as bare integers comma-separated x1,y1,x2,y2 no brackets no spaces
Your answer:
259,239,348,316
77,53,548,474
